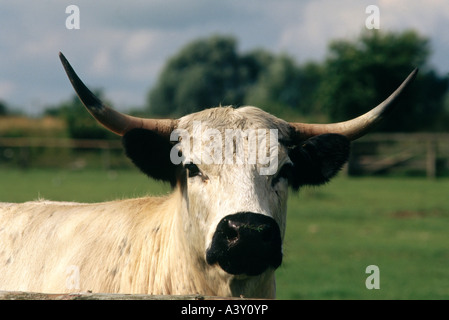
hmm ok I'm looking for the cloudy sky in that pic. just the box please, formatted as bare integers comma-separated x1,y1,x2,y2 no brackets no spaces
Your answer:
0,0,448,115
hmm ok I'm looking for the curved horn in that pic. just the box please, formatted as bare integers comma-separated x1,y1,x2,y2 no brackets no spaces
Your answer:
59,52,177,137
290,68,418,141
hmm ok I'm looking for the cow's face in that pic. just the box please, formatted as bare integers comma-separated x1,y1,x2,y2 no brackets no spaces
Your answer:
123,106,350,279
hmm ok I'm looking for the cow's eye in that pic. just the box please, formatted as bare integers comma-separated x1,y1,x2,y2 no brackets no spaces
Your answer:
272,163,293,187
185,163,202,178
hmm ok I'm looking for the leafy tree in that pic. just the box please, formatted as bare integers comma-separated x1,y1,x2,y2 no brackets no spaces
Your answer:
244,55,324,120
0,100,8,115
319,30,449,132
287,61,324,119
147,35,282,116
244,54,301,114
148,35,241,116
148,34,315,119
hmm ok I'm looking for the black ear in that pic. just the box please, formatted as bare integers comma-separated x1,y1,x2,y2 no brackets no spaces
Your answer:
288,134,350,189
122,128,179,187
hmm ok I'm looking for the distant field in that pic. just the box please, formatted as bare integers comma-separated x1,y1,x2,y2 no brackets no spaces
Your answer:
1,168,448,299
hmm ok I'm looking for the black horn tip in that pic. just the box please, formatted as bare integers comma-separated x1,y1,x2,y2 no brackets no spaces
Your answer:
59,52,104,112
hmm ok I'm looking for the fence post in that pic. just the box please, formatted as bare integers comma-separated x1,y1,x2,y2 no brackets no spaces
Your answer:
426,138,437,179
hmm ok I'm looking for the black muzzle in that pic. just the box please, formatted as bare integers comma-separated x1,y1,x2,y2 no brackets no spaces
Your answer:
206,212,282,276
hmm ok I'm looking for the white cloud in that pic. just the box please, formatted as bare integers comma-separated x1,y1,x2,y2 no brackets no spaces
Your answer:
277,0,368,62
22,32,64,58
379,0,449,33
122,30,158,61
0,81,16,101
91,49,113,76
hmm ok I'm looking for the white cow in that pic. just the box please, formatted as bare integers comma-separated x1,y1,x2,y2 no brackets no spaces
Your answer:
0,53,417,298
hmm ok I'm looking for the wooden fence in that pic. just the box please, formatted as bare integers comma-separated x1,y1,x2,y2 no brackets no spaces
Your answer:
348,133,449,178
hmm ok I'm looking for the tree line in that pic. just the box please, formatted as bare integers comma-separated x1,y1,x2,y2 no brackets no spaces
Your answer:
147,30,448,133
2,29,447,139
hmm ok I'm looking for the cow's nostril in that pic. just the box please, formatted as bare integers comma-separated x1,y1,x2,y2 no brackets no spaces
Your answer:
224,220,239,245
222,217,277,247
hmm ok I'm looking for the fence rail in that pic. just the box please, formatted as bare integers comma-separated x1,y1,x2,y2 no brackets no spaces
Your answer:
0,137,124,170
0,137,122,149
349,133,449,178
0,290,245,300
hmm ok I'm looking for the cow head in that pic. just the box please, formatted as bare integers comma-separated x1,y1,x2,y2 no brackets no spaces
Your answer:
59,53,417,287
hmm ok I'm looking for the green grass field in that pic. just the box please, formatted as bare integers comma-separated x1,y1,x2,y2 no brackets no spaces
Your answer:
1,168,448,299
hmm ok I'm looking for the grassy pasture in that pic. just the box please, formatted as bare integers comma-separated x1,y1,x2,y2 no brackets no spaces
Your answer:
0,168,448,299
